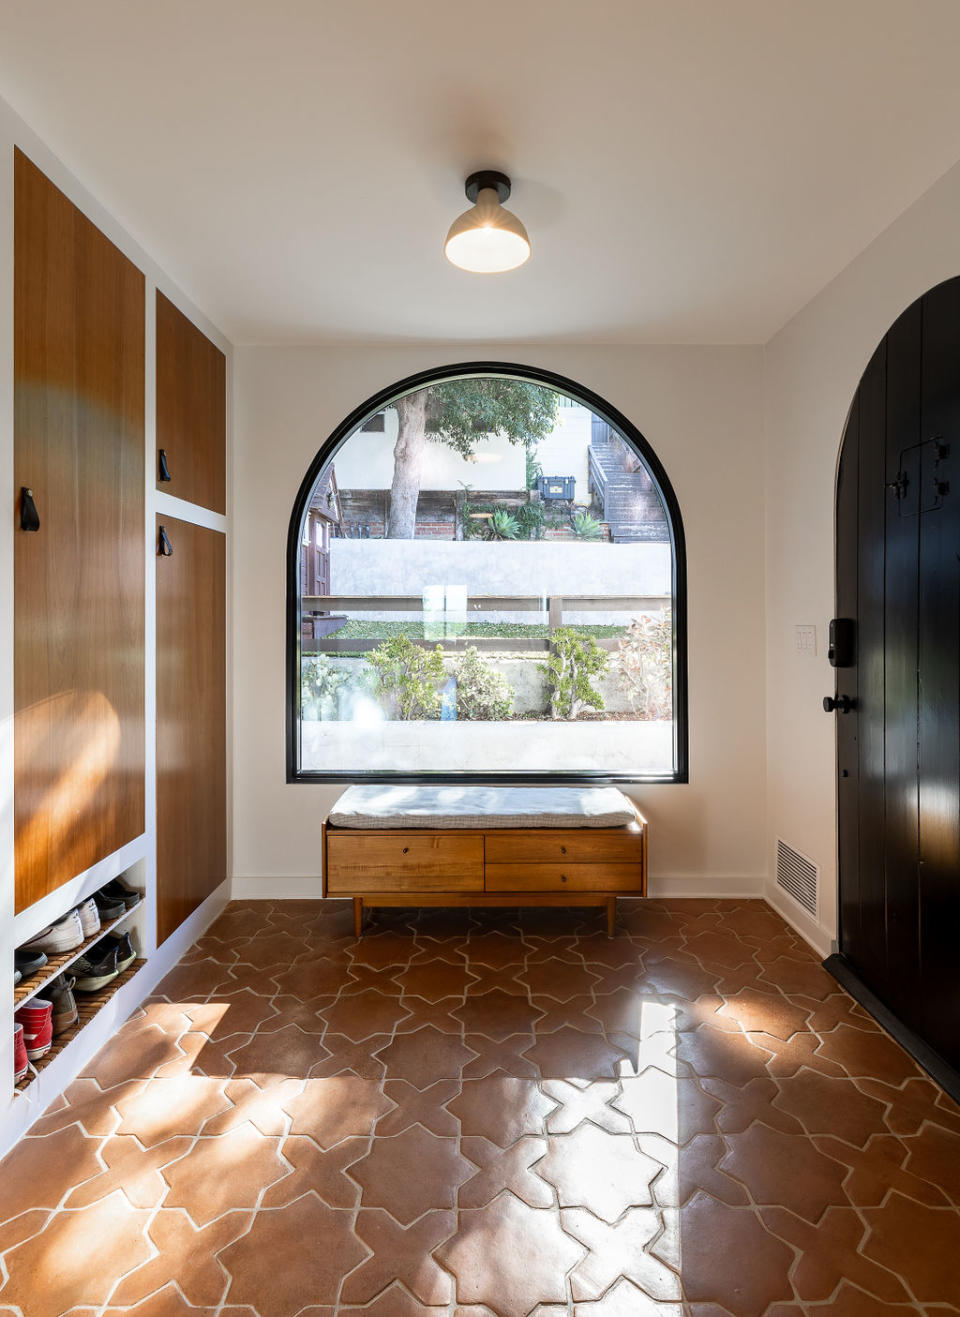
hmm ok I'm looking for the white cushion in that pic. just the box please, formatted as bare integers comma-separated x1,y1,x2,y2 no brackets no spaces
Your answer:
328,785,637,830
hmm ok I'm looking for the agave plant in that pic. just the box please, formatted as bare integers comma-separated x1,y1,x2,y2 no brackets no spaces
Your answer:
484,506,521,540
571,510,603,540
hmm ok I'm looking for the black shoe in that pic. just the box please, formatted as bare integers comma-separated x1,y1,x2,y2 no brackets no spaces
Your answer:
73,944,119,992
14,949,48,982
101,879,140,911
103,931,137,973
93,890,126,921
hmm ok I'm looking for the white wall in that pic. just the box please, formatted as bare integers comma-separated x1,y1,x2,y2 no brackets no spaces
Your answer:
763,157,960,953
233,344,767,896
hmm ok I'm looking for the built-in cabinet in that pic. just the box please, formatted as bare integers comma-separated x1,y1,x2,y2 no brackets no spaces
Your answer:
156,515,227,944
156,291,227,512
8,149,228,1112
13,149,145,912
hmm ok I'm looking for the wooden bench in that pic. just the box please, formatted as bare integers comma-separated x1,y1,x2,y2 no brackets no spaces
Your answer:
321,790,647,937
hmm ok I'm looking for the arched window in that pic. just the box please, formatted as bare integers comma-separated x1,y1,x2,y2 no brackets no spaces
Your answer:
287,363,687,783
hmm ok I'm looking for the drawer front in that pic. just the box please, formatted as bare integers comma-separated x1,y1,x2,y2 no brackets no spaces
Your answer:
326,833,483,893
485,862,643,893
484,828,642,865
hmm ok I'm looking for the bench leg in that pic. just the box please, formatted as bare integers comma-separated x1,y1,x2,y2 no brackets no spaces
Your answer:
353,897,364,939
606,896,616,938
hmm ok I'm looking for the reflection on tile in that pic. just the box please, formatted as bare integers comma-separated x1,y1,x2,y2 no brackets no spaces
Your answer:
0,895,958,1314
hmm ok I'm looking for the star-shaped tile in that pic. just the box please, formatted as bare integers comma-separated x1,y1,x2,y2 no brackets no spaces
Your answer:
437,1192,584,1317
349,1124,474,1223
537,1124,661,1220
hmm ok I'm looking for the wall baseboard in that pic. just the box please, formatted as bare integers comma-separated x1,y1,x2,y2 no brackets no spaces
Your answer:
231,874,766,901
764,883,832,958
231,876,322,900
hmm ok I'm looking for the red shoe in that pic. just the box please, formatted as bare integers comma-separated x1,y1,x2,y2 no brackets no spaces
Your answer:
15,999,53,1061
13,1022,28,1083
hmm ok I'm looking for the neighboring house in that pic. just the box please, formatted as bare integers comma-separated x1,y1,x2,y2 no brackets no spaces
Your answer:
300,468,343,637
330,401,668,541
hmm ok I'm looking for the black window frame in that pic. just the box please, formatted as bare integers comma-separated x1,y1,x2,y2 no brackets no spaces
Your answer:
286,361,689,785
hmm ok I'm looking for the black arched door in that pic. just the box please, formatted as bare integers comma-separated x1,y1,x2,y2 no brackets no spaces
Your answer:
829,277,960,1089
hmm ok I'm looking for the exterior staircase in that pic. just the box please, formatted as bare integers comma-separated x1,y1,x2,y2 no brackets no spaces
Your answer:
588,424,669,543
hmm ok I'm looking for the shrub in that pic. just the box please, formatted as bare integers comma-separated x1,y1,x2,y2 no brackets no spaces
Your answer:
453,646,514,720
516,499,545,540
538,627,610,719
525,443,543,491
367,636,446,719
617,610,672,719
301,654,347,720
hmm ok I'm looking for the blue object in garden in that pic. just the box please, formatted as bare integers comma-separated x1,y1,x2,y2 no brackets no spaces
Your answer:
441,677,457,720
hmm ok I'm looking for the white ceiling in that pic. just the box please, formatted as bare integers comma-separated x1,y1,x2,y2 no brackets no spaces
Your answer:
3,1,960,346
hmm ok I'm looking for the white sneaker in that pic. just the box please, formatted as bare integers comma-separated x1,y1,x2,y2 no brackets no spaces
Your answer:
76,898,100,939
21,908,84,955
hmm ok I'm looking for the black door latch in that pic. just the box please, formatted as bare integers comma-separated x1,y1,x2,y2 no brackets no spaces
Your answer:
823,694,856,714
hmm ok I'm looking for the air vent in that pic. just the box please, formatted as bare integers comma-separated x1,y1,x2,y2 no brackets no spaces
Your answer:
776,839,818,917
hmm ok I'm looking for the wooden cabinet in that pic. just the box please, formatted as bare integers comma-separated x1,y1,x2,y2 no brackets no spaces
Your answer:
13,150,145,912
156,516,226,944
156,292,226,513
323,816,647,937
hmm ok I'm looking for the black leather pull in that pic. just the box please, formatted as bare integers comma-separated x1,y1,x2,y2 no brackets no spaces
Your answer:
158,449,171,482
158,525,173,557
19,487,39,532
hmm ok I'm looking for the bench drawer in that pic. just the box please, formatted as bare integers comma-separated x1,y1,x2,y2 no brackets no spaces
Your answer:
484,829,642,865
484,862,643,893
326,832,483,893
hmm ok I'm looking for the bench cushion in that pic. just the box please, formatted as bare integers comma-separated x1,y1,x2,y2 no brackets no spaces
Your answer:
327,785,637,830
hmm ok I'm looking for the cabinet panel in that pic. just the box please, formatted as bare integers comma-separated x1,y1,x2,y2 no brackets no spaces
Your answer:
156,517,226,943
14,150,145,912
484,862,642,892
485,829,642,864
326,833,483,892
156,291,226,513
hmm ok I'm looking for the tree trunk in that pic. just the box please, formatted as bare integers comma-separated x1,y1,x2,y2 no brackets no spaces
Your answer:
387,392,429,539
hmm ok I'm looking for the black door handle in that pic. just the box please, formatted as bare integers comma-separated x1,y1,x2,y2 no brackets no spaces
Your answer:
158,525,173,557
823,694,856,713
19,487,39,532
158,449,171,482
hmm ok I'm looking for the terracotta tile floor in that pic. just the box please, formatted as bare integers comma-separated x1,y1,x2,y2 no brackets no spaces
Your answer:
2,897,960,1316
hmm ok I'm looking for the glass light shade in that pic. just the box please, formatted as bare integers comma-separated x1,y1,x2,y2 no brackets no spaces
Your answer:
444,187,531,273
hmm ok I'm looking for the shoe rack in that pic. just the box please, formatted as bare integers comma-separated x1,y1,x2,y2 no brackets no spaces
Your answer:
13,880,147,1093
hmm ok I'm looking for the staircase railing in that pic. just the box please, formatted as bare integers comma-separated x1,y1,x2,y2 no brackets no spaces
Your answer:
588,445,608,520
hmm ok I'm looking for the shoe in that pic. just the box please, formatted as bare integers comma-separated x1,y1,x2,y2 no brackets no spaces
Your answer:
93,890,126,921
13,1023,28,1084
14,967,21,986
14,948,48,982
21,909,84,955
48,974,78,1036
73,944,119,992
15,999,53,1061
102,931,137,973
101,878,140,911
75,897,101,939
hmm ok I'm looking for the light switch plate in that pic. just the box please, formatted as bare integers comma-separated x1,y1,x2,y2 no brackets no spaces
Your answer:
794,624,817,655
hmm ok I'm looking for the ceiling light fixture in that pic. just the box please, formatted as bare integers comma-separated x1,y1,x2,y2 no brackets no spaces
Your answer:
444,170,530,273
